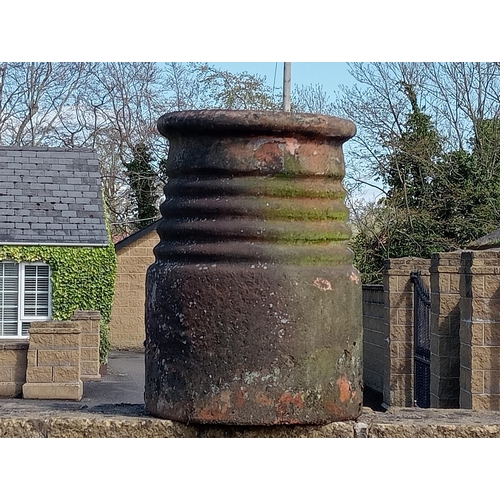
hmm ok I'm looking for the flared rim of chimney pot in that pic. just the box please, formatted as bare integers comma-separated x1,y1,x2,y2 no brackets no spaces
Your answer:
157,109,356,141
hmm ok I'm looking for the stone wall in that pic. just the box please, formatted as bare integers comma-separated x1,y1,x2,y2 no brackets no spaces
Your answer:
109,229,158,350
0,311,100,399
362,285,385,394
0,341,28,397
362,250,500,411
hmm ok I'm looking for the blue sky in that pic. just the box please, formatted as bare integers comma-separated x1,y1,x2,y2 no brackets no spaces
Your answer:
207,63,357,100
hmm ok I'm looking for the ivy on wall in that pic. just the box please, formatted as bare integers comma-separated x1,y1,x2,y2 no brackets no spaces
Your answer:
0,244,117,364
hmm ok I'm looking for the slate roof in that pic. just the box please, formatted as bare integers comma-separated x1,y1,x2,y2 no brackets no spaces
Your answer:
0,146,109,246
467,228,500,250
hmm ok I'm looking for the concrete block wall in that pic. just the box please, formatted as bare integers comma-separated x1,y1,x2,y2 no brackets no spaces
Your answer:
362,285,385,394
110,229,158,349
430,252,461,408
0,341,28,397
0,310,101,400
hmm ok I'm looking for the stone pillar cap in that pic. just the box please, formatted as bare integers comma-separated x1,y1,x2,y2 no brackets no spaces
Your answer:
70,310,101,320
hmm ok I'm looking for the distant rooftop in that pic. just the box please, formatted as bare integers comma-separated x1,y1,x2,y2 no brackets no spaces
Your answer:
0,146,109,246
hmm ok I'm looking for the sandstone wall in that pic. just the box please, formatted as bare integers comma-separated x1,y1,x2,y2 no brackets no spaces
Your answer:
110,230,159,350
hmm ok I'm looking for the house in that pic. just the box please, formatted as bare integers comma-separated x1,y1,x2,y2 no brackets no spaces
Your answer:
0,146,116,396
109,220,159,350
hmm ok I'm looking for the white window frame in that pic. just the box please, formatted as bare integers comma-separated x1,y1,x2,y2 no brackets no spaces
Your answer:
0,261,52,338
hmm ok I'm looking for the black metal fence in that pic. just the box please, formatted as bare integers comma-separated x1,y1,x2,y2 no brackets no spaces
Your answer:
410,271,431,408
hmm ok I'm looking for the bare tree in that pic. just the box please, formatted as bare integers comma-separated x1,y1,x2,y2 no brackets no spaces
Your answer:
0,63,90,146
292,83,336,115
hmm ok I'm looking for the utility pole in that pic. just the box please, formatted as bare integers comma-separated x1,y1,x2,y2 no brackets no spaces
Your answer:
283,62,291,112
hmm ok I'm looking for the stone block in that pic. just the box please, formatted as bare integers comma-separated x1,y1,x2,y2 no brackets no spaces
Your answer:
26,366,53,383
0,349,23,364
460,366,472,393
29,321,79,334
471,281,485,298
0,367,12,382
389,291,412,308
390,356,413,375
397,308,413,326
80,361,99,376
461,344,472,369
472,299,500,321
436,376,460,398
389,374,413,394
53,366,80,383
460,389,472,409
390,389,414,407
80,347,98,361
52,333,80,348
70,310,101,322
434,273,450,294
0,381,23,397
484,323,500,346
438,294,461,315
433,397,460,409
448,313,461,335
28,334,55,348
471,346,500,370
387,276,398,293
390,325,412,343
449,274,461,294
27,350,38,366
22,381,83,401
483,371,500,395
471,394,500,411
81,333,99,348
471,370,485,394
484,277,500,298
437,335,460,358
37,349,79,367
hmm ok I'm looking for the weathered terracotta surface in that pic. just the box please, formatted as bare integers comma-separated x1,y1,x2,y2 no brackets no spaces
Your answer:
145,110,362,425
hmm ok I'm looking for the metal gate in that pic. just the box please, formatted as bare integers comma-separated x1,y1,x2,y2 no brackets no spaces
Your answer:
410,271,431,408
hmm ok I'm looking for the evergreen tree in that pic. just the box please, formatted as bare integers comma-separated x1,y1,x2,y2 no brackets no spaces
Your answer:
351,87,500,283
124,143,158,230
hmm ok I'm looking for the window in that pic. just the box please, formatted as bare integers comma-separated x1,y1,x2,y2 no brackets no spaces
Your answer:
0,262,51,338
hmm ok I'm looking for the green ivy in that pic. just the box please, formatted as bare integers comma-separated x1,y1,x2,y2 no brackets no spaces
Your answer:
0,244,117,364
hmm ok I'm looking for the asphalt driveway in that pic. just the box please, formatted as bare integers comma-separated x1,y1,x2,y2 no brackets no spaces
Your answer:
82,350,145,405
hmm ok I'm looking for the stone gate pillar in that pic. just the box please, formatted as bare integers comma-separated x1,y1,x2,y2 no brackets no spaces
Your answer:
429,252,461,408
71,310,101,381
22,321,82,401
383,257,430,407
460,250,500,410
145,110,362,425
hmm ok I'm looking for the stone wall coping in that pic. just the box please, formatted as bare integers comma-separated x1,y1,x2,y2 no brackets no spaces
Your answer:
0,340,29,350
1,405,500,438
384,258,431,275
29,321,80,334
70,310,101,321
